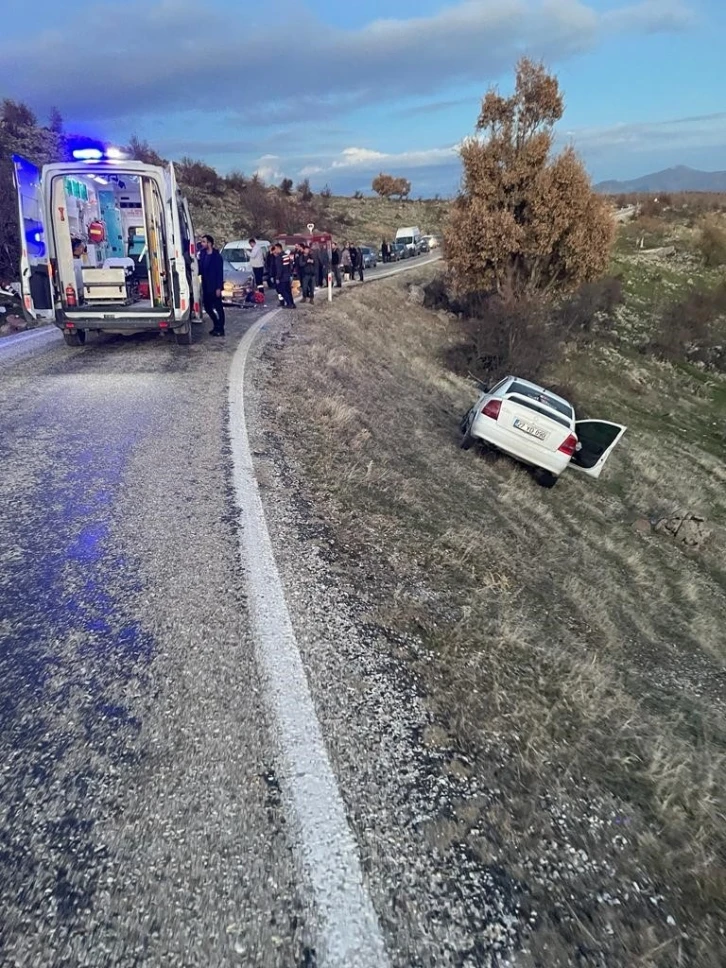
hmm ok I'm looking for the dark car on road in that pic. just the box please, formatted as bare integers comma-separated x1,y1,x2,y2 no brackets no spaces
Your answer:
360,246,378,269
390,242,409,261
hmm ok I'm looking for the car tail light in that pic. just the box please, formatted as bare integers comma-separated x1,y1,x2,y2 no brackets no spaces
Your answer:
481,399,502,420
558,433,578,456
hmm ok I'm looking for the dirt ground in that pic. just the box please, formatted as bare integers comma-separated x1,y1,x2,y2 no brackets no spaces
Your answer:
253,267,726,967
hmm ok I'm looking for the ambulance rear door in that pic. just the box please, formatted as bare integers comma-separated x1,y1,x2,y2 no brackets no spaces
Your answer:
11,155,55,321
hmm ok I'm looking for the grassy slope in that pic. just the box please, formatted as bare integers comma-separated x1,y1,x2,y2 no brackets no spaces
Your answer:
184,188,449,248
260,252,726,965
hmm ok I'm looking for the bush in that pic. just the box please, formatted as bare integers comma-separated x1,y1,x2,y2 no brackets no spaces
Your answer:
429,272,624,386
371,172,411,199
177,157,223,194
225,170,248,192
649,282,726,371
296,178,313,203
698,218,726,267
445,58,615,299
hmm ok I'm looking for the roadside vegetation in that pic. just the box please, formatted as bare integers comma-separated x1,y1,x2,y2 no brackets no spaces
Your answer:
0,101,448,288
257,60,726,966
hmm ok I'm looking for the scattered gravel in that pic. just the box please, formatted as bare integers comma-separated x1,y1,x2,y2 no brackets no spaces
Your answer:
0,323,310,967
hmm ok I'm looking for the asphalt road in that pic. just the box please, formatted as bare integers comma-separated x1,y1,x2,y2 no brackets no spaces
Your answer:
0,315,311,966
0,255,441,967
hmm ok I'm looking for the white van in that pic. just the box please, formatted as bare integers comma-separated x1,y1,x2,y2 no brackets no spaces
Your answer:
395,226,422,256
221,239,271,273
12,150,201,346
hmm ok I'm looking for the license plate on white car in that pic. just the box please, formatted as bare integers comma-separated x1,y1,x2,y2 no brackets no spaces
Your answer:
513,417,547,441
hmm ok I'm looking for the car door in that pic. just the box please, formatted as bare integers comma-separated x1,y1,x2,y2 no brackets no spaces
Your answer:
570,420,627,479
11,155,55,322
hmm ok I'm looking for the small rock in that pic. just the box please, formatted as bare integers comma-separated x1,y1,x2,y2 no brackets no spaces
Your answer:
631,517,652,534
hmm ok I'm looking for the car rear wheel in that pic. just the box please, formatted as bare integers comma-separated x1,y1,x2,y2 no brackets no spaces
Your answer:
63,329,86,347
535,469,558,488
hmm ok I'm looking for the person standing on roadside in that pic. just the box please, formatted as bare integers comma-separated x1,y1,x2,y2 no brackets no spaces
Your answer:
381,239,389,264
248,238,266,293
341,242,352,281
200,234,225,336
274,244,296,309
316,242,329,289
330,242,342,288
300,245,317,303
349,242,361,281
266,244,279,299
353,242,364,281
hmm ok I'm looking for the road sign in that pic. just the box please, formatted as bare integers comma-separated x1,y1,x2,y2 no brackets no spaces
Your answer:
306,223,314,232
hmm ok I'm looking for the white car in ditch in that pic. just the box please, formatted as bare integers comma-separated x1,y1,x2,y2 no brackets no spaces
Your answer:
460,376,626,487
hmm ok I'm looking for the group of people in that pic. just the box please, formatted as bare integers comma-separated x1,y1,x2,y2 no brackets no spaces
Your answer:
196,235,374,331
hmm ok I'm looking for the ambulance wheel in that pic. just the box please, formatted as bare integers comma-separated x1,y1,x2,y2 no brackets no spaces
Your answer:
63,329,86,347
176,325,192,345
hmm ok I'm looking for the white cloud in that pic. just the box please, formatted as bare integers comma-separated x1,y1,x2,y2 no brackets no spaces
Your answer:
298,165,325,176
254,154,285,181
331,148,388,168
561,112,726,155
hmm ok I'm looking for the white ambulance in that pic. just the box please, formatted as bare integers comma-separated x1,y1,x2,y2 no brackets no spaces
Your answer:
12,147,201,346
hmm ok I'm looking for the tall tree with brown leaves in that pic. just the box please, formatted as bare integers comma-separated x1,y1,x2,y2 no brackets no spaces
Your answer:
445,59,614,298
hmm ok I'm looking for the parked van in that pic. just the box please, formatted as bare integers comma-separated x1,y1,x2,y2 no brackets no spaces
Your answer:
12,149,201,346
221,239,271,273
395,226,422,256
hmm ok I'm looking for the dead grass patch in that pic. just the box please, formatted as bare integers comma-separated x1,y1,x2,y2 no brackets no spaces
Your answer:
261,268,726,965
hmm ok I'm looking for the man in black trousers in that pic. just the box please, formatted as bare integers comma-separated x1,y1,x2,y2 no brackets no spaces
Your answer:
273,244,296,309
200,234,225,336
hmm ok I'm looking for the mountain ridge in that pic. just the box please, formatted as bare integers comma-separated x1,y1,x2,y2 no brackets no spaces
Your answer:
595,165,726,194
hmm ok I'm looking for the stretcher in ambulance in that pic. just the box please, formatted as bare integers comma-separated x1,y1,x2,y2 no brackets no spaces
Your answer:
12,149,202,346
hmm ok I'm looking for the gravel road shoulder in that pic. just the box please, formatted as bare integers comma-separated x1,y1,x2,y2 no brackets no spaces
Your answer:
245,313,524,967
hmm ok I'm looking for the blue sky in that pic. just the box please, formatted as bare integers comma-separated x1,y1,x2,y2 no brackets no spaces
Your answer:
1,0,725,195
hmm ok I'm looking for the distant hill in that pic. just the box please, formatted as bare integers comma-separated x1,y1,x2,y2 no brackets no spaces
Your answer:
595,165,726,194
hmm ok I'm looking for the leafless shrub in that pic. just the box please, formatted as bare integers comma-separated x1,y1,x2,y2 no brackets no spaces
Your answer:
176,157,223,194
649,282,726,371
698,217,726,267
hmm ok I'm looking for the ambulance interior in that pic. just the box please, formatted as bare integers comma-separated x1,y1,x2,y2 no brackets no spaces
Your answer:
51,171,171,310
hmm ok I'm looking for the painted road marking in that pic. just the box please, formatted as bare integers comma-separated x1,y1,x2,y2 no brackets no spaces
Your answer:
228,311,391,968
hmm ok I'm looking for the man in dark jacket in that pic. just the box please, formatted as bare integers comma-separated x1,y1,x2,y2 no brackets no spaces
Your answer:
315,243,328,288
200,234,225,336
351,242,364,281
273,245,296,308
300,245,318,303
381,239,390,263
330,242,342,287
266,246,278,292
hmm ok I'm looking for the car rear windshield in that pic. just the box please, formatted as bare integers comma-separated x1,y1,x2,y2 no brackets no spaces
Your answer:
222,248,249,263
507,381,573,418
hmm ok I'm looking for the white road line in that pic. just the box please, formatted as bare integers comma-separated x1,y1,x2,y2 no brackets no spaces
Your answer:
228,310,391,968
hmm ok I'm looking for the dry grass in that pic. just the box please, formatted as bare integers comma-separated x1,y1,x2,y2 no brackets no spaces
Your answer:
262,268,726,966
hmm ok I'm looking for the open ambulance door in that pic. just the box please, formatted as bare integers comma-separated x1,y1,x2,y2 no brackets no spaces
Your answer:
11,155,55,322
181,197,201,320
570,420,627,479
167,163,199,319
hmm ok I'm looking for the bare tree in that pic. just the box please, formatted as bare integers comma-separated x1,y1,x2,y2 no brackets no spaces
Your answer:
48,106,64,134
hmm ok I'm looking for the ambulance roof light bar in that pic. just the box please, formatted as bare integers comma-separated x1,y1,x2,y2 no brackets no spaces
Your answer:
72,146,128,162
